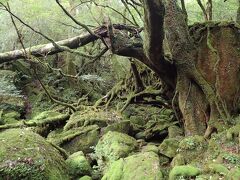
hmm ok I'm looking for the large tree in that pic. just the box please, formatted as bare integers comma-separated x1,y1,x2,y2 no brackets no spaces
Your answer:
0,0,239,137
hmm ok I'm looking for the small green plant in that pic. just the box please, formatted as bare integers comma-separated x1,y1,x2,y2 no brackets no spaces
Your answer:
223,153,240,165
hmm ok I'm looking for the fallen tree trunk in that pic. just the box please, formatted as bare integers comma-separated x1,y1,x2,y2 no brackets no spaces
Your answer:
0,24,141,63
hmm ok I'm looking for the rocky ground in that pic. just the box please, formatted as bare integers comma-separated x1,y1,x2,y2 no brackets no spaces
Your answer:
0,70,240,180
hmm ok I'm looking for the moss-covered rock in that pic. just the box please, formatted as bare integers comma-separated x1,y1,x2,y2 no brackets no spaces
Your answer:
168,125,183,138
95,131,138,163
206,163,229,176
144,120,177,141
226,124,240,141
64,109,122,131
169,165,201,180
102,152,163,180
159,138,180,158
124,105,174,127
178,135,207,163
226,167,240,180
79,175,92,180
47,125,100,154
141,144,159,154
171,154,185,167
0,128,69,180
1,111,21,125
103,120,131,134
66,151,92,178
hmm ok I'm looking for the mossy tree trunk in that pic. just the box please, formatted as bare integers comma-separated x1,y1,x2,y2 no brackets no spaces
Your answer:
141,0,240,136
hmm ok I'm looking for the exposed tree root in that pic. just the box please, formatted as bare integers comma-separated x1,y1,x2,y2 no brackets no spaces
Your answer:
33,67,77,112
94,80,124,108
0,114,70,131
119,86,170,113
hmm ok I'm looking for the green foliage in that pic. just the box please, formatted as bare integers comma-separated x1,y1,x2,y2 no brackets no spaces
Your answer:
185,0,239,24
0,71,21,97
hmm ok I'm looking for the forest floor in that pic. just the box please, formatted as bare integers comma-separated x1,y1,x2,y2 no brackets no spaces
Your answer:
0,69,240,180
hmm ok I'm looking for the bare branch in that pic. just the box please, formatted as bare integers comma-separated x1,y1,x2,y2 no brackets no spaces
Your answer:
55,0,96,37
121,0,139,26
196,0,208,21
93,2,136,25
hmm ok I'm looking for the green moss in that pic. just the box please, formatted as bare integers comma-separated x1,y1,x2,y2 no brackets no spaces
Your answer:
47,125,100,154
141,144,159,154
226,124,240,141
102,152,163,180
95,131,138,163
226,167,240,180
179,135,206,150
0,161,46,180
79,175,92,180
171,154,185,167
64,109,122,131
26,111,69,135
0,128,69,179
168,125,183,138
178,135,207,163
169,165,201,180
2,111,20,124
66,151,92,178
31,111,63,121
159,138,180,158
103,120,131,134
124,105,174,127
206,163,229,175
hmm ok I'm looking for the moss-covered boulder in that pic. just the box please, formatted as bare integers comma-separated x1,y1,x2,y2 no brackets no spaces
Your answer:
64,109,122,131
205,163,229,176
102,152,163,180
178,135,207,163
79,175,92,180
159,138,180,158
66,151,92,178
95,131,138,163
0,128,69,180
171,154,185,167
1,111,21,125
168,125,183,138
141,144,159,154
169,165,201,180
226,124,240,141
226,167,240,180
47,125,100,154
103,120,131,134
144,120,177,141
